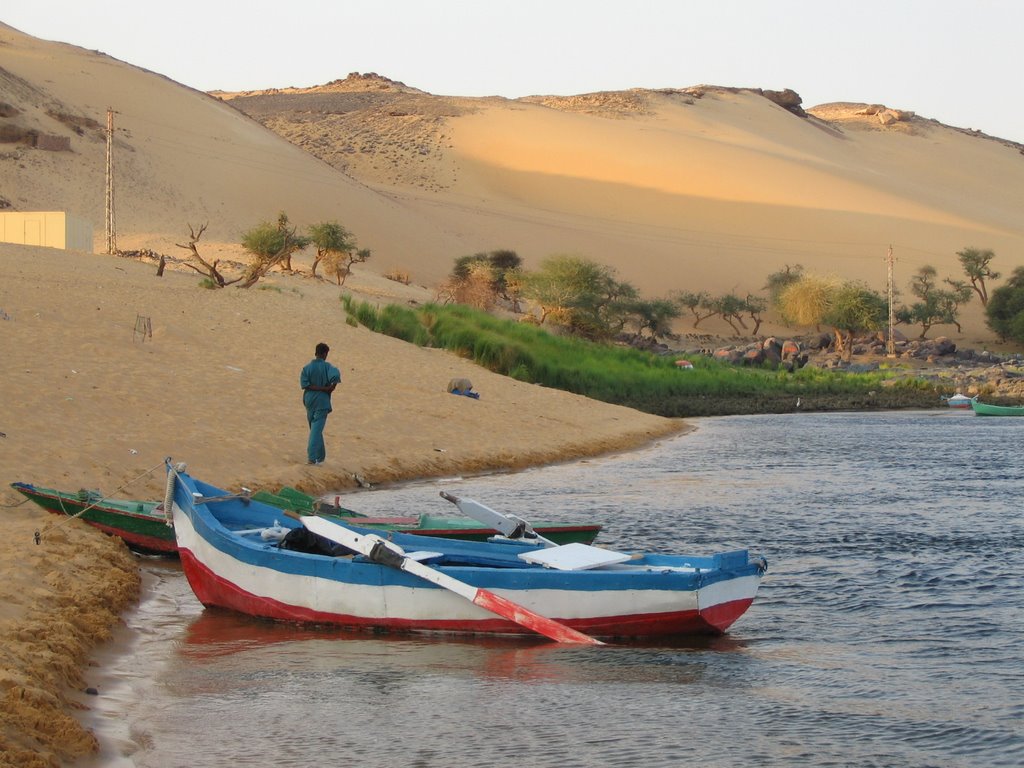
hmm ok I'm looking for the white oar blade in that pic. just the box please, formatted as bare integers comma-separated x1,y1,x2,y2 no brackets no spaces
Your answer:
300,514,393,558
439,491,555,546
441,492,521,537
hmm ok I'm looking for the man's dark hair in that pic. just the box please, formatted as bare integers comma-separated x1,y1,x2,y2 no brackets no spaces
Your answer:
315,342,330,357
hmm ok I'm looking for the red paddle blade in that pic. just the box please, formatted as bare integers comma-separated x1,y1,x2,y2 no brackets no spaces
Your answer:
474,588,604,645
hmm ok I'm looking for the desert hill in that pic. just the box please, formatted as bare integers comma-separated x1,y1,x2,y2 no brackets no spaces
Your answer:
3,23,1024,344
0,25,466,273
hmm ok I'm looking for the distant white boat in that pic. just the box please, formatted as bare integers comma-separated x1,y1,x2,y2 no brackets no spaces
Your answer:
943,393,975,409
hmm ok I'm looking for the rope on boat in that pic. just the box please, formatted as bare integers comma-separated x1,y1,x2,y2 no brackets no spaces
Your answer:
187,493,253,504
162,465,176,526
162,460,195,525
34,459,168,545
163,461,250,505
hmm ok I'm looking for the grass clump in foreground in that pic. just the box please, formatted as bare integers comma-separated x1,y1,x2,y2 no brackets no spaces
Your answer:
341,298,938,416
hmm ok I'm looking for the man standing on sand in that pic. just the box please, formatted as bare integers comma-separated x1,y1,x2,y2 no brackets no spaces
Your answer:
300,342,341,465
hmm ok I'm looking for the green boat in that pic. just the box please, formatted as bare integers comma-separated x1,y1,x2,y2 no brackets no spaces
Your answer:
970,400,1024,416
10,482,602,555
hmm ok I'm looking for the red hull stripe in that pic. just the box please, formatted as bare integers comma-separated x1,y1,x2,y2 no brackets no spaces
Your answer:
82,521,178,554
179,548,752,638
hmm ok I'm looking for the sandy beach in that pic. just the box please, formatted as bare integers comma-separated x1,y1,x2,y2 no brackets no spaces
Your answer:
0,245,684,766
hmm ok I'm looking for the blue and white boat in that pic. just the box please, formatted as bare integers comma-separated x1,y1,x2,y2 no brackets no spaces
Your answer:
944,393,975,409
166,462,767,642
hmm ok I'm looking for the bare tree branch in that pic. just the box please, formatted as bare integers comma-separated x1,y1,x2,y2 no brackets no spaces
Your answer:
174,223,241,288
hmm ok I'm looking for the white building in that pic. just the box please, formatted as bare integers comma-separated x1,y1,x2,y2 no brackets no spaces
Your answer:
0,211,93,252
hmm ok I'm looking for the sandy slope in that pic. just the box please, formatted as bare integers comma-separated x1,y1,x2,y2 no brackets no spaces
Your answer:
417,89,1024,300
4,23,1024,346
0,24,463,269
220,80,1024,334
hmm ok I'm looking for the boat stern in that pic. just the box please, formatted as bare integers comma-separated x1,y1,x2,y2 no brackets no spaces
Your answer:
696,550,768,633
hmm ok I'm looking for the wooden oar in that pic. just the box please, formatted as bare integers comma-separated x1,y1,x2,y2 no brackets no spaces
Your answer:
288,512,603,646
439,491,556,546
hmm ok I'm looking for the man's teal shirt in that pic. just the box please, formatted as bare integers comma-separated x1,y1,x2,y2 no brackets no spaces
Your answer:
300,358,341,412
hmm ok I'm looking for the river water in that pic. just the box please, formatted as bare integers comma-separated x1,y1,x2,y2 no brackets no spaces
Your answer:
77,410,1023,768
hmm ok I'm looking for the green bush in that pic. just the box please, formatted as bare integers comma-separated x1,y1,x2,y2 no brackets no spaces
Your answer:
340,299,934,415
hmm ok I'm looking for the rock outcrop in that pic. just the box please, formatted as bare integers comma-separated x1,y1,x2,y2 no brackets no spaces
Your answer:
685,332,1024,400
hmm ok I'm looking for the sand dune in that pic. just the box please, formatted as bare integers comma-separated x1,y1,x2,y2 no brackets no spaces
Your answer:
4,22,1024,344
221,80,1024,326
0,24,462,269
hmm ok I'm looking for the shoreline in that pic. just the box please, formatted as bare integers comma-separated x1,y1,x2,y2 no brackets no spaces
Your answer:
0,423,687,767
0,243,689,765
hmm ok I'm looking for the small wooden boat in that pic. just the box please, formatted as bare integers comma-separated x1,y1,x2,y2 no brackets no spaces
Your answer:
11,484,179,555
167,461,768,641
943,393,975,409
970,400,1024,417
9,482,602,556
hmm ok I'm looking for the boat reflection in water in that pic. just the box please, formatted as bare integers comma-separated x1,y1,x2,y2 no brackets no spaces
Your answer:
180,607,755,687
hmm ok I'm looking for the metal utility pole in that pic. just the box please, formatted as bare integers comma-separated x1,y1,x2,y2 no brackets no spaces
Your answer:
886,245,896,357
105,107,117,254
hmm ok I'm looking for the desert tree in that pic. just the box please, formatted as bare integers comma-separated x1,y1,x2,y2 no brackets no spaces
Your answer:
901,265,965,339
777,274,835,328
514,255,639,339
449,250,523,305
436,259,499,310
569,267,639,340
957,247,999,306
901,297,954,339
593,273,646,339
238,212,310,289
672,290,715,328
821,281,887,360
743,293,768,335
273,212,309,272
707,292,767,336
941,278,975,333
985,265,1024,344
702,293,750,334
764,264,804,316
325,247,372,287
443,254,492,307
175,222,241,288
487,249,523,300
516,255,601,325
626,298,682,343
308,221,356,279
778,275,884,358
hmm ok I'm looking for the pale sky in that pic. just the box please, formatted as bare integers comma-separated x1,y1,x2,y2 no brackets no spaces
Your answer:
5,1,1023,143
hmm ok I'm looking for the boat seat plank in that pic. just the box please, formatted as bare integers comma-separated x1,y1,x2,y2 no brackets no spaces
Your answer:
518,542,632,571
350,516,420,526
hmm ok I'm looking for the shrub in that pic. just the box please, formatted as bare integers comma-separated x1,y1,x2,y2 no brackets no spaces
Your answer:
339,299,935,415
384,268,411,285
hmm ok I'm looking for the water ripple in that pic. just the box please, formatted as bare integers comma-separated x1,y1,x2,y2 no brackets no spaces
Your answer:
80,411,1024,768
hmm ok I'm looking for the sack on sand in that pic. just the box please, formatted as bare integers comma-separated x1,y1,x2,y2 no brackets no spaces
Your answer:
447,378,473,394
